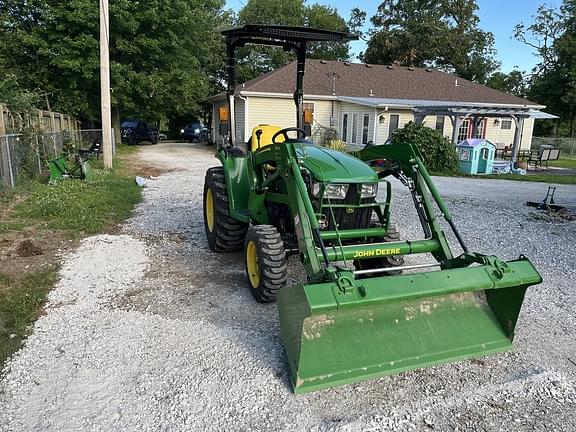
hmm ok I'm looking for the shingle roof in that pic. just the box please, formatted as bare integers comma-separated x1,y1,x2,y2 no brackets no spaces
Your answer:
235,60,541,107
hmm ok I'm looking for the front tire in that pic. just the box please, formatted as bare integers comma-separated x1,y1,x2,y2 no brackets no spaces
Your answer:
245,225,287,303
203,167,248,252
151,133,158,144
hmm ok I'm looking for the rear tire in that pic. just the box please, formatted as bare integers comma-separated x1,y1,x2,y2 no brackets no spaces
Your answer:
244,225,287,303
354,223,404,277
151,133,158,144
203,167,248,252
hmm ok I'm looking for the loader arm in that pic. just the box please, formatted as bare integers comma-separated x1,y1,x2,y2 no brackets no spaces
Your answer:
278,141,542,394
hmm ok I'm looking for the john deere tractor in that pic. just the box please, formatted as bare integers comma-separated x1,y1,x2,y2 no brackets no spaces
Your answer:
203,25,542,394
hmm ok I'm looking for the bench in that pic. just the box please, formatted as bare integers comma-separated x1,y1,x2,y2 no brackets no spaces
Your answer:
527,146,561,169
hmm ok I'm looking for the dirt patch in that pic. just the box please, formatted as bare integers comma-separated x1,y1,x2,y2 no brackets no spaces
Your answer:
0,229,74,281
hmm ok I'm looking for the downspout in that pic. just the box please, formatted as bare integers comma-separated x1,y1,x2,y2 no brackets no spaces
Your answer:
372,108,378,144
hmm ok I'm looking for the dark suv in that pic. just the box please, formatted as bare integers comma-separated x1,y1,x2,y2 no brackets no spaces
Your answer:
180,122,208,142
121,120,159,145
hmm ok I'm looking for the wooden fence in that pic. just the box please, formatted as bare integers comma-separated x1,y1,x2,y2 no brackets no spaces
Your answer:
0,104,81,136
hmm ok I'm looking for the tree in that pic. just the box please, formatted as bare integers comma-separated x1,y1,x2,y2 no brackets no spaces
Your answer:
236,0,351,82
515,1,576,136
486,70,528,97
361,0,498,83
0,0,229,126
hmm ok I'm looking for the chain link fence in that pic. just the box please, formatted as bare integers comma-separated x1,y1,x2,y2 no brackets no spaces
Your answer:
0,129,114,189
532,137,576,156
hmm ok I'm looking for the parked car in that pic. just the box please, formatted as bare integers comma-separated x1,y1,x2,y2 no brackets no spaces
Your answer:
159,132,168,141
121,120,159,145
180,122,208,142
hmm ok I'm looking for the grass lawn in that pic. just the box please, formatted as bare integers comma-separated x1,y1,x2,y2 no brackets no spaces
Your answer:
488,173,576,185
549,155,576,170
0,144,142,370
0,268,59,366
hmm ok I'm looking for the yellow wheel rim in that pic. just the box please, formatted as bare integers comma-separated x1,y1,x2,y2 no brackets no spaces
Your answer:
205,188,215,232
246,241,260,288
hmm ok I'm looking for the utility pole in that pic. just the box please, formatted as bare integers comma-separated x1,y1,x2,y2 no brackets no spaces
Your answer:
100,0,113,168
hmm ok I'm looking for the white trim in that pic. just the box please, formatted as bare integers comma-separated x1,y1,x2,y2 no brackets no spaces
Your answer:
339,96,545,110
239,91,338,100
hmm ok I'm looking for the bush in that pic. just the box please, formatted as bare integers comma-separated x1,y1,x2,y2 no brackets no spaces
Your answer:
391,121,459,173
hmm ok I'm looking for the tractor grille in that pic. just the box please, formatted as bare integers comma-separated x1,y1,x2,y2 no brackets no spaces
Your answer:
322,184,373,231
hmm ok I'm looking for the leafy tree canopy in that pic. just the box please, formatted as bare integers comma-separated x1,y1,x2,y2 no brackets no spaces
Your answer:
515,1,576,136
485,70,528,97
360,0,499,83
0,0,229,123
235,0,351,82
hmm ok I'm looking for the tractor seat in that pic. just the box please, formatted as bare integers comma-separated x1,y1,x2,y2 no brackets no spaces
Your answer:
250,124,284,152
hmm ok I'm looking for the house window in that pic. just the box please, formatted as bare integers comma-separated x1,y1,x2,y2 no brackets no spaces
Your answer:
435,116,445,133
342,114,348,142
474,119,486,139
388,114,399,138
351,114,358,144
457,119,469,142
362,114,370,144
501,120,512,130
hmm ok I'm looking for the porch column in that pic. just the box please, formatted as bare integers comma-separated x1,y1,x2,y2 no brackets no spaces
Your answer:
511,116,525,165
450,115,462,145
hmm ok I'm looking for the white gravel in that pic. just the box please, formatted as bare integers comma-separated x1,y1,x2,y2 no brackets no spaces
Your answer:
1,142,575,431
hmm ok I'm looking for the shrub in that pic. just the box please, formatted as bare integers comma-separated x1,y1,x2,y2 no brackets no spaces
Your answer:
391,121,459,173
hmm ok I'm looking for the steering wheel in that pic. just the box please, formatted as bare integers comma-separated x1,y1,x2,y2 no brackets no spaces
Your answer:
272,127,307,144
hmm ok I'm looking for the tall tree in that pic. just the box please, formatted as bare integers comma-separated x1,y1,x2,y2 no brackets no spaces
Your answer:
236,0,351,83
0,0,228,125
361,0,498,83
515,1,576,136
485,70,528,97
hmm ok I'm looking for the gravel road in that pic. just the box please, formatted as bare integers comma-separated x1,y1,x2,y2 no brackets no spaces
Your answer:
1,141,575,431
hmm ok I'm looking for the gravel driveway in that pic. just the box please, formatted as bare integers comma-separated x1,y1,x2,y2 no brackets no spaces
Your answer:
1,141,575,431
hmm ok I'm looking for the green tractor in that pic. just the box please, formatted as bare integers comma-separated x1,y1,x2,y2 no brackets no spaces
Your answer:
203,25,542,394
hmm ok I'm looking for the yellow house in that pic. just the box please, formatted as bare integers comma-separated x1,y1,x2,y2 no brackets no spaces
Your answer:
209,60,554,153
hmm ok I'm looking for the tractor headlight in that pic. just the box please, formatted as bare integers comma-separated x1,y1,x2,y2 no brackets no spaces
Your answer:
325,184,349,200
360,183,378,198
309,181,349,199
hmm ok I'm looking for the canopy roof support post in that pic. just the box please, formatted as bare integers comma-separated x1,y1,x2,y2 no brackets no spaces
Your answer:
450,115,463,145
294,42,307,130
226,40,236,147
511,116,525,164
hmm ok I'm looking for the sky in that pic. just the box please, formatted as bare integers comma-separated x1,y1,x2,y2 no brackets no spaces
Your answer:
225,0,561,73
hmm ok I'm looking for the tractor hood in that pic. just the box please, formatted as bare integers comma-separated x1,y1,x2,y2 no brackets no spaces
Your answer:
295,144,377,184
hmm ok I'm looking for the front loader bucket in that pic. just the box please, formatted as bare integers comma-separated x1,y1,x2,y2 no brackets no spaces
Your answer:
278,256,541,394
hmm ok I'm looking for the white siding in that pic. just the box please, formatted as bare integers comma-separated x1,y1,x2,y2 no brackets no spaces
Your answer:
215,95,537,152
247,96,335,141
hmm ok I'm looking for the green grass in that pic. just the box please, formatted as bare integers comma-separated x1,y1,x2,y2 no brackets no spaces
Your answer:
489,174,576,184
0,267,59,366
549,155,576,170
433,170,576,185
13,168,142,235
115,142,140,156
0,222,25,233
